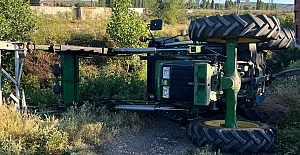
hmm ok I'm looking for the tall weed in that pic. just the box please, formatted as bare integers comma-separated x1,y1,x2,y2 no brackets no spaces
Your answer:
0,102,149,154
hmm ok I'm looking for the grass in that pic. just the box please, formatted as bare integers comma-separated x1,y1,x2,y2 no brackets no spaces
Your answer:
186,145,221,155
0,101,150,154
262,75,300,154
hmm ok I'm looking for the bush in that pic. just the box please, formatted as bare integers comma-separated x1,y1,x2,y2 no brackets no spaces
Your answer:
0,103,69,154
0,101,150,154
264,75,300,154
80,67,146,100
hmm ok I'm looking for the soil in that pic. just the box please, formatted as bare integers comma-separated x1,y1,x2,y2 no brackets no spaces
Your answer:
101,112,198,155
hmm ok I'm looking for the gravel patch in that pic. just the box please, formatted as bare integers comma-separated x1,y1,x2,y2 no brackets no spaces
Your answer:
101,112,198,155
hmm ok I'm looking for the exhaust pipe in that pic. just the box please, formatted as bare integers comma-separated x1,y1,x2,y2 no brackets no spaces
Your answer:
114,105,186,111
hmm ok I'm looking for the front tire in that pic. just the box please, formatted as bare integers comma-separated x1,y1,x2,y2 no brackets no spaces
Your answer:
188,119,275,153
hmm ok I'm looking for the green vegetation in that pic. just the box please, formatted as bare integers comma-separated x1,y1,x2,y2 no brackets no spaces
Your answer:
0,102,149,154
262,75,300,154
0,0,35,41
107,0,147,48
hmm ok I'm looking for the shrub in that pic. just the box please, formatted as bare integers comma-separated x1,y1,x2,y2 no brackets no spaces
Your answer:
0,101,150,154
264,75,300,154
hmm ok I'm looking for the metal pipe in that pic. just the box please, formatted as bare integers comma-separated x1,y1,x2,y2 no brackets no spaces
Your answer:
17,57,24,84
114,105,186,111
112,47,156,54
115,105,156,111
156,48,190,53
112,47,190,54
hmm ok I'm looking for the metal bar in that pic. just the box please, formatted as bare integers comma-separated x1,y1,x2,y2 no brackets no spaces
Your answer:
156,48,190,53
0,42,15,51
34,45,51,51
223,38,240,128
60,52,80,106
14,49,20,104
54,45,107,53
10,93,19,104
0,67,17,85
112,47,156,54
114,105,186,111
17,57,25,84
111,47,190,54
115,105,156,111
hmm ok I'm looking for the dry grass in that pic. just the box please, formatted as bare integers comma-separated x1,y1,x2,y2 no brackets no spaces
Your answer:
0,101,150,154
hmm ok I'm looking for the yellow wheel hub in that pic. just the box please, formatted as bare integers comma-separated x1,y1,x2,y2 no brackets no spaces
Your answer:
204,120,259,128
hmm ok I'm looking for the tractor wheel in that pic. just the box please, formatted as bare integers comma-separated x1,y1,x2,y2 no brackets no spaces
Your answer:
189,14,280,43
188,119,275,153
257,29,296,50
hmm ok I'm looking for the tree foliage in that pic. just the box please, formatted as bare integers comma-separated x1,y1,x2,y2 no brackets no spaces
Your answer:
202,0,207,9
0,0,35,41
107,0,147,48
150,0,186,24
210,0,214,9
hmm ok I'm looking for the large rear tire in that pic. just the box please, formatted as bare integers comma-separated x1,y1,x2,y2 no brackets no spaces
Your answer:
188,119,275,153
189,14,280,43
257,29,296,50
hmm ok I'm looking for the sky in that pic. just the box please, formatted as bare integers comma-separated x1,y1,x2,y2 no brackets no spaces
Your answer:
216,0,294,4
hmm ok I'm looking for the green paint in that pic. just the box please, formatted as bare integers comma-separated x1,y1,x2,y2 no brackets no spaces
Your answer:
194,63,212,106
60,52,79,107
156,63,163,100
222,38,241,128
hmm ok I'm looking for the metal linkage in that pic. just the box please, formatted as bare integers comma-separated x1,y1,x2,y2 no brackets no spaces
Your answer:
0,42,27,113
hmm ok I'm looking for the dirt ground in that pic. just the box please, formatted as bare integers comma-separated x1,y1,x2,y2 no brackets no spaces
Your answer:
101,112,199,155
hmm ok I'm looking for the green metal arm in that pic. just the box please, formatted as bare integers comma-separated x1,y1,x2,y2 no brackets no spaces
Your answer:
221,39,241,128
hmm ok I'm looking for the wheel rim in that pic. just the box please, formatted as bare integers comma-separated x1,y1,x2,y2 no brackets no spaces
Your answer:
204,120,259,128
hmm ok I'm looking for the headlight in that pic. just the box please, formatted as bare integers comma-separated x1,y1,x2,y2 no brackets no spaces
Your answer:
162,67,170,79
162,86,170,98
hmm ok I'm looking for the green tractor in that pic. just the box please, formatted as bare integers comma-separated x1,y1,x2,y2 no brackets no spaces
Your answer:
47,14,295,153
111,14,295,153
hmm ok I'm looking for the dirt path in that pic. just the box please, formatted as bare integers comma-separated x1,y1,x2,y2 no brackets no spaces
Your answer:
101,112,198,155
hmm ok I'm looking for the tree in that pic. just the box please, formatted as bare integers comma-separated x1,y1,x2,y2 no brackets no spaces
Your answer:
75,2,89,7
256,0,260,10
0,0,35,41
225,0,229,9
107,0,147,48
150,0,186,24
211,0,214,9
206,0,210,9
203,0,207,9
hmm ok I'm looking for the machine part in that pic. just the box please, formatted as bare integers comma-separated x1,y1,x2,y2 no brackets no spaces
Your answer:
149,19,163,30
60,52,79,106
222,39,240,128
257,29,296,50
189,14,280,43
52,64,61,77
188,119,275,153
114,105,185,111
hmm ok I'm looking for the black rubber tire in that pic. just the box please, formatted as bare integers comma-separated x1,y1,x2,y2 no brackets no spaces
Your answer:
189,14,280,43
188,119,276,153
257,29,296,50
